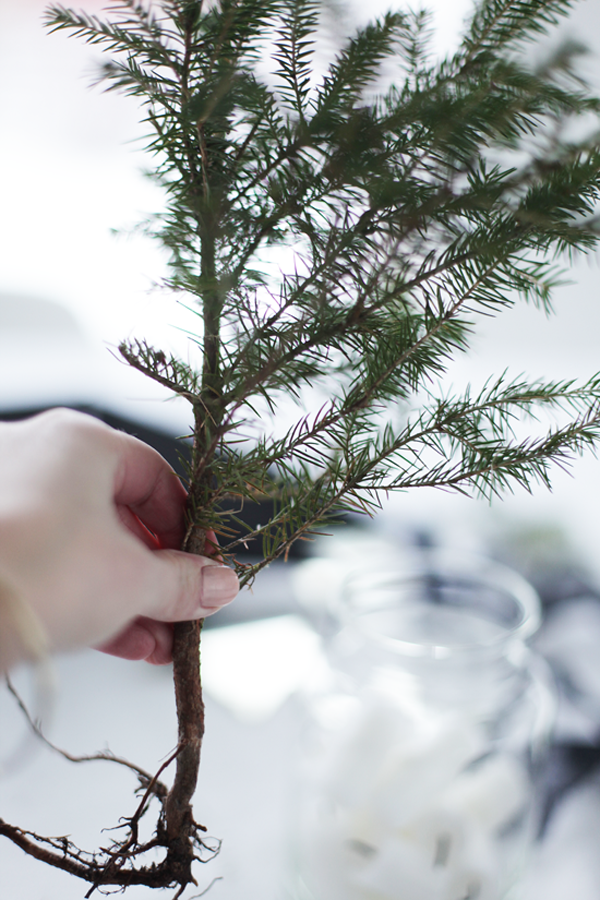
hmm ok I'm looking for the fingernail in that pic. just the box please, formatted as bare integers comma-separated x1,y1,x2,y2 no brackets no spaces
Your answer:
200,565,239,609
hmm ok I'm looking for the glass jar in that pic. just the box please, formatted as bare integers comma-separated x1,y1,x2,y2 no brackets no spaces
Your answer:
292,551,554,900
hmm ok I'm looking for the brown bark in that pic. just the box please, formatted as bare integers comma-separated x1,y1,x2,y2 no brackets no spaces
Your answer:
162,519,208,889
165,619,204,846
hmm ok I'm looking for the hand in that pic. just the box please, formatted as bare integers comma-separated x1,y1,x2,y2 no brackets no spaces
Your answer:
0,409,238,670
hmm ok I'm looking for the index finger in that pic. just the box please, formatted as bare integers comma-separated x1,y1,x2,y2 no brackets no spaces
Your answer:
112,431,189,550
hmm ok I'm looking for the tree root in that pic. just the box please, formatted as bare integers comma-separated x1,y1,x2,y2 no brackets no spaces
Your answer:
0,816,220,897
1,677,218,897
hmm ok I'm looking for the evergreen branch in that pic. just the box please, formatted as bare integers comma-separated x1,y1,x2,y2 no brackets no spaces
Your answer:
312,11,407,120
273,0,319,116
229,396,600,583
386,411,600,497
118,340,201,400
462,0,576,62
225,251,495,409
226,133,309,208
45,3,172,66
227,375,600,573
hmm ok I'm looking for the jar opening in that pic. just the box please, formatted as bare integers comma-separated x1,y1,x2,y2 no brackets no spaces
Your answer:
342,553,540,659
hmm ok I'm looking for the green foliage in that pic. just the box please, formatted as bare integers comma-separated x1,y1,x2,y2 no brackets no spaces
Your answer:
46,0,600,585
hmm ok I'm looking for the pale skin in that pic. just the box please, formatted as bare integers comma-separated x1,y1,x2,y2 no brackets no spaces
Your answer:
0,408,239,671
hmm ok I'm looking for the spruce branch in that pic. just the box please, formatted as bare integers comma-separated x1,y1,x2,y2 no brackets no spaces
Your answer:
6,0,600,893
463,0,577,61
273,0,319,117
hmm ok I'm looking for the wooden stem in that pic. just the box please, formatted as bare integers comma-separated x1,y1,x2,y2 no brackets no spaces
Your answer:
165,620,204,844
164,523,207,879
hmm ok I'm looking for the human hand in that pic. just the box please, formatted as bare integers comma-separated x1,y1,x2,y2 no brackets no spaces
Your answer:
0,409,238,670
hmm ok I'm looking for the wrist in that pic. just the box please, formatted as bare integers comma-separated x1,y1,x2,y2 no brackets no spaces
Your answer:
0,572,49,673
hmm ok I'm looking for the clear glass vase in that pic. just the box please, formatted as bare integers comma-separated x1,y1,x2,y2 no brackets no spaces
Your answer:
292,551,554,900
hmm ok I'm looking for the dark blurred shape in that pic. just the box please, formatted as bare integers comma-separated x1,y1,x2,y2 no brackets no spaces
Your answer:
538,743,600,836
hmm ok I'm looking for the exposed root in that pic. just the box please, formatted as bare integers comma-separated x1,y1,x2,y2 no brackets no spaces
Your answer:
1,678,219,896
0,817,219,892
5,677,165,794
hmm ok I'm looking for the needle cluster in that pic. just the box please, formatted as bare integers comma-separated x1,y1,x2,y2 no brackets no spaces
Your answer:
46,0,600,580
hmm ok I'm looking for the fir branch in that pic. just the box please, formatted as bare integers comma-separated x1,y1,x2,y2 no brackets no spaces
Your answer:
462,0,576,61
19,0,600,893
273,0,319,116
312,11,407,121
119,339,202,399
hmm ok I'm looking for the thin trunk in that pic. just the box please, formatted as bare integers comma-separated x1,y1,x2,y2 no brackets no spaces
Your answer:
164,526,206,880
164,216,222,875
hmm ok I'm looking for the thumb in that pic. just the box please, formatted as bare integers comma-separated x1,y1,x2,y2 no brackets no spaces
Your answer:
148,550,239,622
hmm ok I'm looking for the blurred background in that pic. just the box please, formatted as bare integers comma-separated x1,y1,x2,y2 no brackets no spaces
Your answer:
2,0,600,898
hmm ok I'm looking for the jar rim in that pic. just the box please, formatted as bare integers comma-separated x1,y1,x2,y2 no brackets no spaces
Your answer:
339,551,541,659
